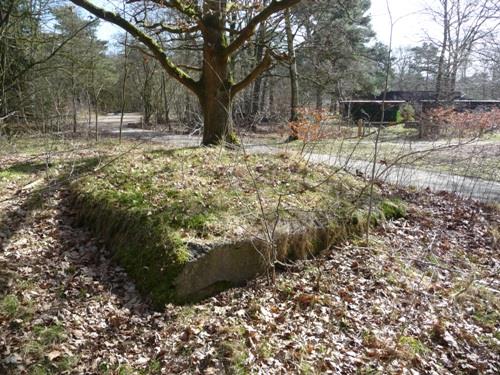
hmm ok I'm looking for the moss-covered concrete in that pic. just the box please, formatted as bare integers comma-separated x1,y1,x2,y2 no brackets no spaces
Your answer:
69,147,393,307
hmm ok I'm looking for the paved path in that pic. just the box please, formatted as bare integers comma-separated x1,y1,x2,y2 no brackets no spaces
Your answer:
97,115,500,202
306,151,500,202
246,144,500,202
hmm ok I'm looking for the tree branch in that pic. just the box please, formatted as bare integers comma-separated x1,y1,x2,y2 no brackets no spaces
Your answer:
177,64,202,71
232,51,272,96
70,0,200,94
0,0,16,28
127,0,201,19
7,19,98,88
138,20,200,34
225,0,301,57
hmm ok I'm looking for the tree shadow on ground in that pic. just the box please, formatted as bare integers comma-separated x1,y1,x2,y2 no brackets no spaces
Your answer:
0,157,102,296
53,192,153,313
0,161,49,176
0,189,48,296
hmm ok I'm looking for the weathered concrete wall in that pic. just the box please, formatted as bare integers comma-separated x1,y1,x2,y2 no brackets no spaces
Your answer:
174,226,334,302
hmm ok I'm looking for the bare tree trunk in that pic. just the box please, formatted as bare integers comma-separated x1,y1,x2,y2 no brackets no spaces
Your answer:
449,65,458,95
94,99,98,141
70,10,78,133
184,92,192,127
259,76,268,116
436,0,448,100
1,41,8,117
199,1,234,145
161,74,171,131
285,8,299,123
119,29,129,144
15,81,28,125
250,24,266,121
329,93,337,113
71,78,78,132
315,86,323,111
200,49,232,144
87,92,92,135
141,61,156,126
269,79,275,119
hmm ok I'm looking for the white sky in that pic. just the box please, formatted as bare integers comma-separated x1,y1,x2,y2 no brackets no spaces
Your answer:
95,0,441,48
369,0,440,47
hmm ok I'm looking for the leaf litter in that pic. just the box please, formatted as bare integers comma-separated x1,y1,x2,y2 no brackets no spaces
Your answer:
0,145,498,374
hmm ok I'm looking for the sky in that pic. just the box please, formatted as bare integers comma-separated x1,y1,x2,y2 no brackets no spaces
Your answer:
95,0,440,49
369,0,440,48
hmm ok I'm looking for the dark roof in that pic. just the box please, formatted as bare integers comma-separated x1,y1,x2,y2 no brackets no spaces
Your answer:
339,100,405,104
375,91,463,101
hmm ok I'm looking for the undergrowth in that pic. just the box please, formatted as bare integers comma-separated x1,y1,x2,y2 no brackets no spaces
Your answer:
69,146,405,306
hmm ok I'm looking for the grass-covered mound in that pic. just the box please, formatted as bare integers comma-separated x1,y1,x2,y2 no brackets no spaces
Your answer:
69,147,403,306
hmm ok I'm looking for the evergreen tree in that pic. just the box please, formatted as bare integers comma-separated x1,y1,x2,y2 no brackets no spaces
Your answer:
295,0,381,106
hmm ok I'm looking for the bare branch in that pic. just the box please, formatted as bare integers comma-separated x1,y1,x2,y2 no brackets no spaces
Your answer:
126,0,201,19
225,0,300,57
69,0,200,94
232,51,272,95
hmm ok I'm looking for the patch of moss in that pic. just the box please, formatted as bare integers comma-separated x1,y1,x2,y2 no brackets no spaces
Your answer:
33,323,66,345
70,191,190,308
226,131,241,145
398,336,428,356
70,147,394,307
350,207,383,229
473,310,499,330
379,199,406,220
29,359,77,375
0,293,34,321
218,338,249,375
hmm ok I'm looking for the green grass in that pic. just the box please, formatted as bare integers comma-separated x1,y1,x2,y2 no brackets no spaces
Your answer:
0,161,49,176
0,294,20,317
0,293,34,321
0,135,121,157
482,130,500,142
462,286,499,332
33,323,66,345
0,145,104,197
0,161,46,188
15,323,73,374
217,336,249,375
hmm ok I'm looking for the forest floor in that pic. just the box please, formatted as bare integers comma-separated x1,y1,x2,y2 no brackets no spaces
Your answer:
0,137,499,374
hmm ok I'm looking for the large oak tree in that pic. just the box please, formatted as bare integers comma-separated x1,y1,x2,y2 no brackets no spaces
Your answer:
69,0,300,145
